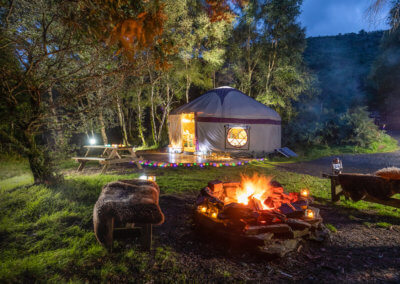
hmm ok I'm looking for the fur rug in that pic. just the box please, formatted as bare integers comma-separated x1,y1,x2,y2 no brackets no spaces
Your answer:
375,167,400,180
93,179,164,247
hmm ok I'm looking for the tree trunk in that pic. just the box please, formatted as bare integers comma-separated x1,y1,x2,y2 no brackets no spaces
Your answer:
116,94,129,145
98,110,108,145
156,83,171,143
136,87,147,146
97,84,108,145
25,131,57,185
150,82,157,146
48,87,64,148
185,62,191,103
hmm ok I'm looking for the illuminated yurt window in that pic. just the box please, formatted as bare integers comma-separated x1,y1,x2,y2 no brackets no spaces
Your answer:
227,127,248,147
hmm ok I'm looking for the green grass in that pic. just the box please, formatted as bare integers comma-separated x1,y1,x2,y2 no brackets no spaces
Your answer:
1,157,400,282
325,223,338,233
376,222,393,229
274,134,398,163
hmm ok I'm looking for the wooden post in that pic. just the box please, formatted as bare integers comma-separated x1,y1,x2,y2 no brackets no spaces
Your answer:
77,160,86,172
106,217,114,252
101,163,109,174
141,224,152,251
331,177,338,202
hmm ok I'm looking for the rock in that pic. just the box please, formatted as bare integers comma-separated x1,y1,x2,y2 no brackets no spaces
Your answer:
258,239,300,257
93,179,164,249
221,202,253,219
286,218,312,230
208,180,224,196
246,224,292,235
292,228,310,238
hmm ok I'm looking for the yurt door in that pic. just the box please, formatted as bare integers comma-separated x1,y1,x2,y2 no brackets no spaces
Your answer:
181,113,196,153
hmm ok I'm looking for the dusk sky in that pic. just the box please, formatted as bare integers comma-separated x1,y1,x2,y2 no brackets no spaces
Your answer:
299,0,391,37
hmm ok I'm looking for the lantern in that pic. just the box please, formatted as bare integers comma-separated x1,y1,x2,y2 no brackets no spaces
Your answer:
305,209,315,219
300,188,310,198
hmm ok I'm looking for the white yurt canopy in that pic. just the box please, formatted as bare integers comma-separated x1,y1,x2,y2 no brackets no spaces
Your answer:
171,86,281,121
168,86,281,154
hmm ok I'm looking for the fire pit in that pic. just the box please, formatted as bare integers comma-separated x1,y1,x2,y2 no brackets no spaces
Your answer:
194,174,329,257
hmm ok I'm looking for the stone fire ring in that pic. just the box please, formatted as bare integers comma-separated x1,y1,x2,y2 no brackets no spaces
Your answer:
194,181,330,257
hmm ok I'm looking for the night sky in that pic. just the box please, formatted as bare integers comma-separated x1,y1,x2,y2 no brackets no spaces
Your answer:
300,0,391,37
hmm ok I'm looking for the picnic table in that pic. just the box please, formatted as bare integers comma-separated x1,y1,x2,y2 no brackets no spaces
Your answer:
72,145,142,173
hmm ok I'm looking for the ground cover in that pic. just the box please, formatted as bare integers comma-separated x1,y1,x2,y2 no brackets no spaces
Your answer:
0,158,399,282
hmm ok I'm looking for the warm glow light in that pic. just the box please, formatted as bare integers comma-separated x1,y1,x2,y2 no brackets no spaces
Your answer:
232,174,299,210
305,209,315,219
300,188,310,198
200,206,207,213
182,118,192,123
148,176,156,181
211,212,217,218
139,175,156,181
236,174,273,210
227,127,248,147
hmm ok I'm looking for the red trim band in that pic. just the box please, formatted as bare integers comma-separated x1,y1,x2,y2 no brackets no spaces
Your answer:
196,116,281,125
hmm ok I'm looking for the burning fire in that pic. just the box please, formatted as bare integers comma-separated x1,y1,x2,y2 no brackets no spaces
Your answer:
235,173,298,210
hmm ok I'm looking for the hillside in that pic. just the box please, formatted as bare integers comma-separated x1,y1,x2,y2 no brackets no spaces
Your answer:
304,31,384,112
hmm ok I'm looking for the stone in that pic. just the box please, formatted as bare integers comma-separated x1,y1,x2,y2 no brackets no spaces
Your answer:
246,224,292,235
286,218,312,230
258,239,300,257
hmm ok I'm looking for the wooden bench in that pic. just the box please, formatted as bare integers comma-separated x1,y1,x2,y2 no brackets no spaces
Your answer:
322,173,400,208
72,156,141,173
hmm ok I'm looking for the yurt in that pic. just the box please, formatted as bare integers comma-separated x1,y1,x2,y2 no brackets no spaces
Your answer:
168,86,281,154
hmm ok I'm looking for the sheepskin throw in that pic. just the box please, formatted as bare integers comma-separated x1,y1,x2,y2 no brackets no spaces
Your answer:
93,179,164,248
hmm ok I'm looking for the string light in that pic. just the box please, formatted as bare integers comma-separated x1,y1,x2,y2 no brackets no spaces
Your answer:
133,158,266,168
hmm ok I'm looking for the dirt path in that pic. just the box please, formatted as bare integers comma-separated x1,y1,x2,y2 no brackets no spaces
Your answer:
280,132,400,177
153,194,400,282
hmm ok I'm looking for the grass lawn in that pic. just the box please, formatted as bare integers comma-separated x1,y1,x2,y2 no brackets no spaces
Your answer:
270,133,398,163
1,158,399,282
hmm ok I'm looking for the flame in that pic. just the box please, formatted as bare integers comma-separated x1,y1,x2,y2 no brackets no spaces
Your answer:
235,173,298,210
237,174,274,210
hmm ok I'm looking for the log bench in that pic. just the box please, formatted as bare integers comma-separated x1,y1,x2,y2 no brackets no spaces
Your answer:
322,173,400,208
93,179,164,251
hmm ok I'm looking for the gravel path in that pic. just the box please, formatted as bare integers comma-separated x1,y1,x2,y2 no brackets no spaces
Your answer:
280,132,400,177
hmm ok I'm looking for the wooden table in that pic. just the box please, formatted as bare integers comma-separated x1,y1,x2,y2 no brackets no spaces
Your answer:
72,145,142,173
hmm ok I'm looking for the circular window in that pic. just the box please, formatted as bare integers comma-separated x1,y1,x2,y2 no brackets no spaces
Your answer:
227,127,248,147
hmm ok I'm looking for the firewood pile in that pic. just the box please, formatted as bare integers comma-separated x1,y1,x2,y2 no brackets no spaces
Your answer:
194,177,329,257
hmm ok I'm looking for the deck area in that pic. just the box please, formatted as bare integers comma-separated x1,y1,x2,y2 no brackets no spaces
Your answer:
137,151,254,166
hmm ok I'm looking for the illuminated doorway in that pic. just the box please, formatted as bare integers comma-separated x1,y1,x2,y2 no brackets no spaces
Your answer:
181,113,196,153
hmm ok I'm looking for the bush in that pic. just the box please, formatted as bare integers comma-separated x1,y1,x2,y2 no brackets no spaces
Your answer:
284,107,390,149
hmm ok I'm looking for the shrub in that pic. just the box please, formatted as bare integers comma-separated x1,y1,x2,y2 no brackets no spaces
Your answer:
284,107,390,149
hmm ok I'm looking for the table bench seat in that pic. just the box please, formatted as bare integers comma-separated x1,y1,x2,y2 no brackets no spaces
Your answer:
72,157,107,161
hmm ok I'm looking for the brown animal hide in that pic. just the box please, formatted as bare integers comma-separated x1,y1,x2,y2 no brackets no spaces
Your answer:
93,179,164,247
375,167,400,180
338,173,400,201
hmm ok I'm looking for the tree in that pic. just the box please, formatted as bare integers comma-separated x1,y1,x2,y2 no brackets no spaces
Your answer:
369,1,400,128
226,0,315,121
0,0,97,183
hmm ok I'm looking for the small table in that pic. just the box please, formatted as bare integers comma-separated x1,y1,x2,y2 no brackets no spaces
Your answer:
72,145,142,173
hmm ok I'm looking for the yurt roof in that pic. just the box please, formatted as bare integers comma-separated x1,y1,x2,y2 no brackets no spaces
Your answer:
171,86,281,121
